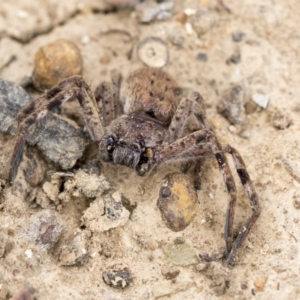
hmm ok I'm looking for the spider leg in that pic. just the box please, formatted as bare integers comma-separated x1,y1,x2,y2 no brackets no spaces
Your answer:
9,76,104,183
164,93,237,257
189,92,238,259
223,145,261,265
159,92,259,265
94,70,122,126
94,82,115,126
157,129,237,259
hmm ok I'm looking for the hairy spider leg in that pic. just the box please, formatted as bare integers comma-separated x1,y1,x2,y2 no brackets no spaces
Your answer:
223,145,261,265
155,92,260,266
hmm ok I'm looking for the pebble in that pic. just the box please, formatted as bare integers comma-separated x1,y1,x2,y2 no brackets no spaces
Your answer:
137,36,169,68
11,286,35,300
251,93,270,109
196,53,208,62
0,78,31,134
162,242,200,266
161,265,180,280
25,209,63,251
72,170,110,198
270,109,291,130
232,31,245,42
81,190,130,232
293,198,300,209
157,173,198,232
254,276,268,292
32,39,83,91
58,230,89,266
189,9,215,36
137,2,174,23
280,156,300,184
217,85,246,125
102,265,132,289
0,78,85,172
26,113,86,170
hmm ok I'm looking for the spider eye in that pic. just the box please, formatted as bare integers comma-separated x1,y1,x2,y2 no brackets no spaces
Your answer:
106,135,116,153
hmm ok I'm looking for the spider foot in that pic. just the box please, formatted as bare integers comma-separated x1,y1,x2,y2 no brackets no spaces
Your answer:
199,251,225,263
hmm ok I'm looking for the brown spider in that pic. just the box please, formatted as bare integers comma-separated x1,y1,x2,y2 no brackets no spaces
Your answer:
9,67,260,266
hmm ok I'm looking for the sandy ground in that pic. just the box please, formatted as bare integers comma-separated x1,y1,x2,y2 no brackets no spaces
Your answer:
0,0,300,299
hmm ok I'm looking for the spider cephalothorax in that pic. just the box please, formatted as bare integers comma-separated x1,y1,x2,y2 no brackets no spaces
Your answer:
9,67,260,266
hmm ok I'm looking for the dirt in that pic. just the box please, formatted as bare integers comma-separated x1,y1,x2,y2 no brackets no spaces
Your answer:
0,0,300,299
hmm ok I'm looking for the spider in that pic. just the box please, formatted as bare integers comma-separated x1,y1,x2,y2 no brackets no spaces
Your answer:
9,67,260,266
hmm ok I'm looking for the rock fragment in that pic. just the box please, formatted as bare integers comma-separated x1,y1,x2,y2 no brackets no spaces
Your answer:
161,265,180,280
217,85,246,125
136,2,174,23
157,173,198,232
25,209,63,251
254,276,268,292
26,113,86,170
251,93,269,109
58,230,89,266
32,39,83,91
81,190,130,232
103,265,132,289
189,9,215,36
0,79,31,134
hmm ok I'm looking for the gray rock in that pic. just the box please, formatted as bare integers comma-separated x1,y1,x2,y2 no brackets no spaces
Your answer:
0,78,31,133
26,113,86,170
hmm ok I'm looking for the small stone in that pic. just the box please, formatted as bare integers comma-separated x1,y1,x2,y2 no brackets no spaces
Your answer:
210,275,228,296
42,181,59,202
25,209,63,251
161,265,180,280
217,85,246,125
103,265,132,289
195,262,208,272
229,53,241,64
99,53,111,64
73,170,110,198
162,243,200,266
168,31,184,47
81,189,129,232
32,39,83,91
137,37,169,68
189,9,215,36
58,230,89,266
251,93,269,109
244,100,257,114
173,237,185,245
81,35,90,45
232,31,245,42
157,173,198,232
270,109,291,130
136,2,174,23
11,285,35,300
175,12,188,24
0,79,31,134
241,283,248,289
293,198,300,209
26,113,86,170
196,53,208,62
254,276,268,292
